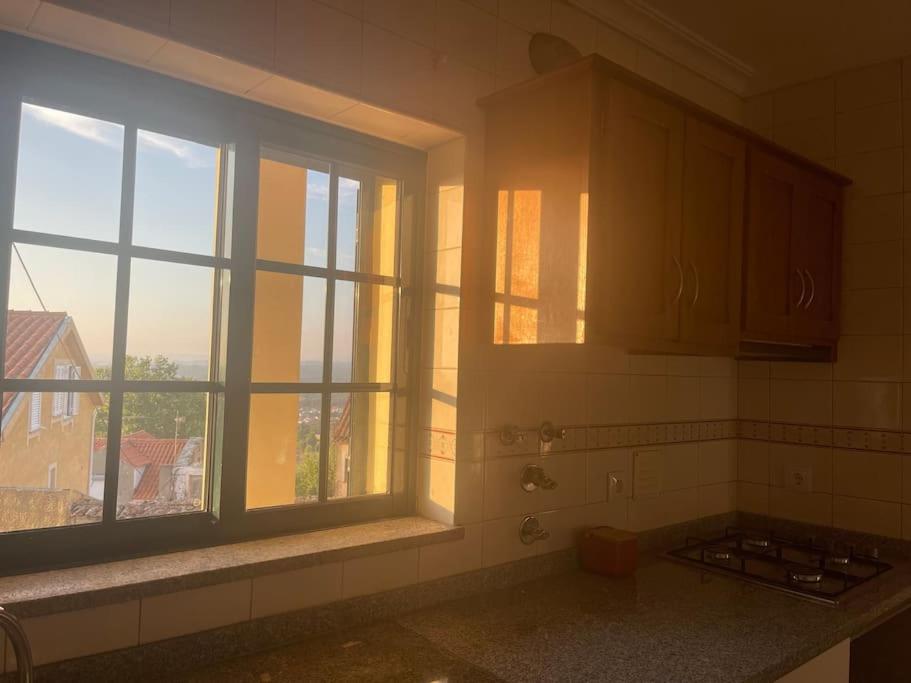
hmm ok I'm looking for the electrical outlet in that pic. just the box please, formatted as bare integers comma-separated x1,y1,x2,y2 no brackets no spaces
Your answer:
607,471,627,501
785,465,813,493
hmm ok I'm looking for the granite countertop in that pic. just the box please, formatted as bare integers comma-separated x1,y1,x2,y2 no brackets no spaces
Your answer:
181,552,911,683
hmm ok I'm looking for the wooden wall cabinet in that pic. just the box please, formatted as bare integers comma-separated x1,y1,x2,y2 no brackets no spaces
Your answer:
480,56,848,359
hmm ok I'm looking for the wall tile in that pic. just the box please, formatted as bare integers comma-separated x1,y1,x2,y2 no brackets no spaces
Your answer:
594,23,637,71
661,443,698,491
773,78,834,125
433,45,495,131
739,377,770,421
833,381,901,430
699,482,736,517
770,362,832,381
586,498,629,530
418,523,483,581
834,448,902,502
498,0,550,34
550,1,596,55
362,24,435,119
342,548,419,598
841,288,902,335
833,335,902,381
739,360,770,379
833,495,901,537
699,376,737,420
697,440,737,485
628,375,667,423
276,0,363,96
836,147,902,198
737,481,769,515
835,60,901,112
770,379,832,425
835,102,901,155
842,240,902,289
769,444,833,493
251,563,342,619
537,505,589,552
418,456,456,523
363,0,435,46
774,116,834,161
170,0,276,68
454,458,484,524
666,355,702,376
769,488,832,526
903,505,911,541
666,376,700,422
23,601,139,666
482,514,536,566
844,193,902,245
435,0,497,73
628,488,698,532
495,20,536,89
140,581,251,644
738,440,770,484
586,373,631,425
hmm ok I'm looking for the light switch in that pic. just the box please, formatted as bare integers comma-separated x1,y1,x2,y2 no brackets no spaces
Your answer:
633,449,662,499
785,465,813,493
607,471,627,501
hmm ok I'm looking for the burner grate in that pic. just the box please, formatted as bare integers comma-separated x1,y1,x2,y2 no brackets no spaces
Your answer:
665,527,892,605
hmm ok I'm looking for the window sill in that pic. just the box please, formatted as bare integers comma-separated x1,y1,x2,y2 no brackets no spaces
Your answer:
0,517,462,618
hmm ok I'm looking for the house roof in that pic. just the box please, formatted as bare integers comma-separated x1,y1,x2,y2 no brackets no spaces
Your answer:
2,310,67,415
95,431,194,500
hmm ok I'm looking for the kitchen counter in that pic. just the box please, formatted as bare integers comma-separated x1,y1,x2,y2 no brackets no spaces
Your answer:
180,553,911,683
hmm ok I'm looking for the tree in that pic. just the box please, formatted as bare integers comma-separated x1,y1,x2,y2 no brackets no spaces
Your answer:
295,422,337,501
95,355,207,439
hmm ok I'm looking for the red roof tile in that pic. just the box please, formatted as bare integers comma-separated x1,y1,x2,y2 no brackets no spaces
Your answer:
95,431,191,500
2,310,66,414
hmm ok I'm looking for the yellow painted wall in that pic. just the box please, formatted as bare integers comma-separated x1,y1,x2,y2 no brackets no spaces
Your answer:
246,158,307,508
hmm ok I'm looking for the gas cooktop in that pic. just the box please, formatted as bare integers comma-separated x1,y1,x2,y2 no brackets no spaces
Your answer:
666,527,892,605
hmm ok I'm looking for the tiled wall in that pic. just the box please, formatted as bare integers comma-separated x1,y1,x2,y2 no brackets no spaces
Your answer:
740,59,911,540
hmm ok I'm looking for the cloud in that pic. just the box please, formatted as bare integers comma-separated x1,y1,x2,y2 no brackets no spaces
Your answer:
23,103,122,148
138,130,215,169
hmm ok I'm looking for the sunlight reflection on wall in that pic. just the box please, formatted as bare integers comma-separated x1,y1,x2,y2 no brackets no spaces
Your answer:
494,189,588,344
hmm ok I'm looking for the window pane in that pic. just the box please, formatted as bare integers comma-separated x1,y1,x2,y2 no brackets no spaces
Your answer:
126,259,215,380
333,281,395,384
0,392,108,532
336,175,398,276
246,393,321,509
257,155,329,267
114,392,208,519
251,272,325,383
133,130,220,255
336,177,360,272
328,392,390,499
14,103,124,241
6,243,117,373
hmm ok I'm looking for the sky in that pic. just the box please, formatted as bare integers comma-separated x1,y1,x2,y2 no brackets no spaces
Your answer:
8,103,368,376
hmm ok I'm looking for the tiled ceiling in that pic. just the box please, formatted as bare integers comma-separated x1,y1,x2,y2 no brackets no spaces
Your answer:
629,0,911,94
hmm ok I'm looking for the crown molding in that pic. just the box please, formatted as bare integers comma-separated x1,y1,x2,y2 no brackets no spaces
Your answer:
567,0,756,96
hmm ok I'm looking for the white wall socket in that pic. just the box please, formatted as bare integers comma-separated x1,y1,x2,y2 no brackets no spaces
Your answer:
785,465,813,493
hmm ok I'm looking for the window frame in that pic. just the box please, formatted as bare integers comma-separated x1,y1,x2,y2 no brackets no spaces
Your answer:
0,33,425,573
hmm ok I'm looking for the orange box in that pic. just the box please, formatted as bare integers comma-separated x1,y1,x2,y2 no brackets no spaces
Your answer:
579,526,638,577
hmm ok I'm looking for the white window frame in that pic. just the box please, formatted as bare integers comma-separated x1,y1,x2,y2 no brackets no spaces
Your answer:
29,391,41,433
47,463,57,489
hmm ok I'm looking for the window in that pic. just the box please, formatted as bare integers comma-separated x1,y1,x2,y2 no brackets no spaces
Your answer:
0,36,421,572
247,151,401,510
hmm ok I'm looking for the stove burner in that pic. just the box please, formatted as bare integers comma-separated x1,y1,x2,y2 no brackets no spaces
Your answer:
704,547,732,561
787,565,824,584
742,537,772,550
827,555,851,566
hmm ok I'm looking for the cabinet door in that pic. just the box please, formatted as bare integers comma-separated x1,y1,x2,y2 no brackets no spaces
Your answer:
680,118,745,347
593,80,684,342
743,148,803,340
789,172,841,341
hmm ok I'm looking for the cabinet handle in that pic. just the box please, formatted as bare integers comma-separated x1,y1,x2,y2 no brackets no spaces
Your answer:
793,269,806,309
688,261,700,308
803,269,815,310
672,256,684,304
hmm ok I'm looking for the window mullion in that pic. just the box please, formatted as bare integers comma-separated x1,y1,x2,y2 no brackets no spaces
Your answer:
101,125,137,525
318,167,340,503
0,83,21,393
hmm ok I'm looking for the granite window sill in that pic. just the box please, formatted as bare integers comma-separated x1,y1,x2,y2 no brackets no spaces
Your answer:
0,517,462,618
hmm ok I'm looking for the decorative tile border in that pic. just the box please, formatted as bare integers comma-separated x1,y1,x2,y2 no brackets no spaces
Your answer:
739,420,911,455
